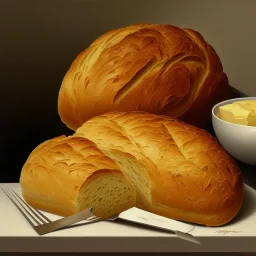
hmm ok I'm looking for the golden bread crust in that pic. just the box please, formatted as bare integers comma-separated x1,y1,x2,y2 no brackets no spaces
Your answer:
75,111,243,226
58,23,229,130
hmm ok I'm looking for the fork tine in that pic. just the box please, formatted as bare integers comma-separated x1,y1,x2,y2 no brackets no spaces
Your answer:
5,188,42,225
1,188,36,228
11,190,52,223
2,187,104,236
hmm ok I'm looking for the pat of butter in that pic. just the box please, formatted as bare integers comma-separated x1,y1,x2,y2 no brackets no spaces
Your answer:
217,100,256,126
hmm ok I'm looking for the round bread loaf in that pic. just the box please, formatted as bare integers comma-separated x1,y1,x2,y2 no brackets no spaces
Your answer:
75,111,244,226
58,23,230,131
20,135,136,218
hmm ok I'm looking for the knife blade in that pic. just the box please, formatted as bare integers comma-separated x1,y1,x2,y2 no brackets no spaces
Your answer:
109,207,200,244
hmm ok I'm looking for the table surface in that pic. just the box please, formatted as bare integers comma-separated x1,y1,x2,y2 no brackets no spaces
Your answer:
0,183,256,253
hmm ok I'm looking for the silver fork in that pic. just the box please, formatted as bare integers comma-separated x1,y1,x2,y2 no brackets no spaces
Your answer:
1,187,102,235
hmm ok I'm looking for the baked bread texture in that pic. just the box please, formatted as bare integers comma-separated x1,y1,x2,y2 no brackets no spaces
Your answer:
20,135,136,218
75,111,244,226
58,23,230,131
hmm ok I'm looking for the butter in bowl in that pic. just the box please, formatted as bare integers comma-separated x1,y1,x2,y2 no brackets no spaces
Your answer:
217,99,256,126
212,97,256,165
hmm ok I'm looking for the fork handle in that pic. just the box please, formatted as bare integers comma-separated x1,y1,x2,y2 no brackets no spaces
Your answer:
35,208,101,235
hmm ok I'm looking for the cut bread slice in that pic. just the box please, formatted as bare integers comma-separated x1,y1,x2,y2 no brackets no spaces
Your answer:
20,135,136,218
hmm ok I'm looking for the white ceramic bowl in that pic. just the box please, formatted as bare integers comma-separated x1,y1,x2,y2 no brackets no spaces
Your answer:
212,97,256,165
